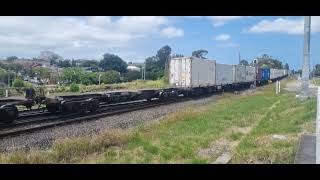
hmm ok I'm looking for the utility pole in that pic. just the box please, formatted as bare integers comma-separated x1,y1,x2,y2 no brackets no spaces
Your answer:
239,51,241,65
300,16,311,99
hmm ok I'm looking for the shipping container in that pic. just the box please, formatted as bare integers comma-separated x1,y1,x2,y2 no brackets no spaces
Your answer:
169,57,216,88
234,65,246,83
215,63,235,85
270,69,283,79
245,66,256,82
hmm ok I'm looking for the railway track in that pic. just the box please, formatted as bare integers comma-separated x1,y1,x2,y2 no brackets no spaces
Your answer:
0,96,199,138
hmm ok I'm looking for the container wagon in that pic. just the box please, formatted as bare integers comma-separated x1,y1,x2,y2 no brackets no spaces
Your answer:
169,56,215,88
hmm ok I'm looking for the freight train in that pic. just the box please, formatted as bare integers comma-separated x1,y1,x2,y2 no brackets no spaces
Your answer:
0,56,288,123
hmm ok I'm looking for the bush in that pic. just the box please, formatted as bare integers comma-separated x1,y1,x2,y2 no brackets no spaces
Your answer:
123,71,141,82
100,71,121,84
70,83,80,92
12,79,25,88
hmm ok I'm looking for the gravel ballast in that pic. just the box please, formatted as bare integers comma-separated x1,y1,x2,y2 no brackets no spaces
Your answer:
0,95,221,153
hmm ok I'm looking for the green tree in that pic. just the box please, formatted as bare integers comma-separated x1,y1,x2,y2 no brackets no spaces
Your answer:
99,53,127,73
100,71,121,84
171,54,184,58
81,60,99,68
12,78,25,88
239,59,249,66
192,49,208,59
123,70,141,82
31,67,51,79
71,59,76,67
256,54,284,69
6,56,18,62
62,67,86,84
58,60,71,68
313,64,320,76
156,45,172,70
284,63,289,70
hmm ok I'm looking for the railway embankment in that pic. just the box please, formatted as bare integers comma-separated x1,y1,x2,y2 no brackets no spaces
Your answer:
0,79,315,164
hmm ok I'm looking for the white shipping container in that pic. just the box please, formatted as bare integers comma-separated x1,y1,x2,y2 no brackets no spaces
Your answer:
270,69,284,79
245,66,256,82
215,63,235,85
234,65,246,83
169,57,216,88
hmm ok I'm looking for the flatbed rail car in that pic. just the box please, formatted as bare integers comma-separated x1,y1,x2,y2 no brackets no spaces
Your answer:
44,89,169,113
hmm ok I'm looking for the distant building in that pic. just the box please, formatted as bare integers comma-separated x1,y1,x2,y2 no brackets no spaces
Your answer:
127,65,140,72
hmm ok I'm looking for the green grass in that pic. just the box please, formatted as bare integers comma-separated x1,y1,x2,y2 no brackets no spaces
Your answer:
0,80,316,164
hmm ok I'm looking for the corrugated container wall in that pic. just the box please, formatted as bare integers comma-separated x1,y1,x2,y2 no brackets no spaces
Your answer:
245,66,256,82
215,63,235,85
169,57,215,88
234,65,246,83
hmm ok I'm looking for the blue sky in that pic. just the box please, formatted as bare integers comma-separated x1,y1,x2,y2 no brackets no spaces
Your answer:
0,16,319,70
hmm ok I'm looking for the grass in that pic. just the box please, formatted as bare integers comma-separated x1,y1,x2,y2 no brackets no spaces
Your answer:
0,80,316,164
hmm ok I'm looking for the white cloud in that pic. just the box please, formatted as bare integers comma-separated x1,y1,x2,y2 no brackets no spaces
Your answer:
0,16,178,59
161,27,184,38
247,16,320,34
215,34,230,41
216,42,240,48
207,16,244,27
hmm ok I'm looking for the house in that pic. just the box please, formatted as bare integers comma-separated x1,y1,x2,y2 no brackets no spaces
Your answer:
127,65,140,72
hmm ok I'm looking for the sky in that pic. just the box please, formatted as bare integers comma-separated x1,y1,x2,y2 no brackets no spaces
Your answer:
0,16,320,70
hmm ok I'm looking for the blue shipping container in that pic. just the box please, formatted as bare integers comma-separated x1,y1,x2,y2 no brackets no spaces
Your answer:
261,68,270,81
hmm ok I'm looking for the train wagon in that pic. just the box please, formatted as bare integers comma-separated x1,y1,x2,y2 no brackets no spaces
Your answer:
169,57,216,88
215,63,234,86
245,66,256,82
234,65,246,83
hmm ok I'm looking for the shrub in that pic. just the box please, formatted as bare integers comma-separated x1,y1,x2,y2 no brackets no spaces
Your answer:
70,83,80,92
100,71,121,84
12,79,25,88
123,70,141,82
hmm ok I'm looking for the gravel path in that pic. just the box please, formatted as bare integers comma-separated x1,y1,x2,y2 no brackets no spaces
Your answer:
0,95,221,153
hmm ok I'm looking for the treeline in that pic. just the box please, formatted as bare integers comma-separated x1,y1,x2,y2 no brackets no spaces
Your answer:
239,54,289,70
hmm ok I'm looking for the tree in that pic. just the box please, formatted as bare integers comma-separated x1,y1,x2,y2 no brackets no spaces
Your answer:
12,78,25,88
123,70,141,82
30,67,51,79
156,45,172,70
313,64,320,76
256,54,284,69
50,59,57,66
99,53,127,73
239,59,249,66
71,59,76,67
81,60,99,68
284,63,289,70
100,71,121,84
38,51,62,61
192,49,208,59
6,56,18,62
57,60,71,68
62,67,86,84
171,54,184,58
